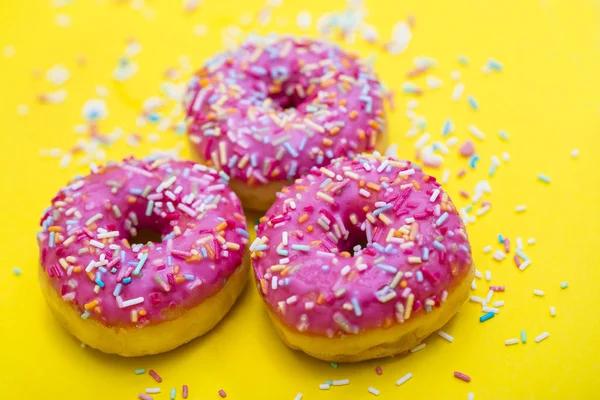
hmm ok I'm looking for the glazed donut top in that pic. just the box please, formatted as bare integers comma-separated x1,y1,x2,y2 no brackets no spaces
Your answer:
252,155,472,336
185,35,386,185
37,158,248,327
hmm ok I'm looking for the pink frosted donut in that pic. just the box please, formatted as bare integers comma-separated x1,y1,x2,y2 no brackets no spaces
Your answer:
251,154,474,362
37,157,249,356
184,35,387,211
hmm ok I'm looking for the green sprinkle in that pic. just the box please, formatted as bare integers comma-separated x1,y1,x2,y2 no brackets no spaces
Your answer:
325,380,333,385
560,281,568,289
498,130,509,141
170,387,176,400
537,173,551,183
12,267,21,276
521,330,527,343
135,368,146,375
330,362,339,368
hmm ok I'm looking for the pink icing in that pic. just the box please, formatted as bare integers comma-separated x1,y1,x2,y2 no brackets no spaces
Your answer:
184,35,386,186
252,155,472,337
37,157,248,327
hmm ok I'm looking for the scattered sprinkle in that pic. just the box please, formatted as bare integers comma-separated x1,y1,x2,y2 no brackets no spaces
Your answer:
368,387,380,396
218,389,227,398
560,281,568,289
521,330,527,343
454,371,471,383
535,332,549,343
550,306,556,317
438,331,454,343
515,205,527,213
148,370,162,383
479,312,494,323
12,267,21,276
375,366,383,375
505,338,519,346
571,149,579,158
533,289,544,297
396,373,413,386
537,173,551,183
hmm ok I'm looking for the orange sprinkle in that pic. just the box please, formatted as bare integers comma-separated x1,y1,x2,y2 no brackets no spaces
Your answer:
127,196,137,204
330,126,341,135
175,276,185,284
174,265,180,274
73,266,82,273
349,110,358,120
358,128,366,140
298,214,309,223
215,221,228,231
368,120,380,130
48,226,62,232
323,138,333,147
411,179,421,190
359,180,365,188
317,293,325,304
307,225,313,232
339,99,347,106
139,309,147,316
260,279,268,294
84,299,99,310
366,182,381,191
400,280,408,288
340,251,352,258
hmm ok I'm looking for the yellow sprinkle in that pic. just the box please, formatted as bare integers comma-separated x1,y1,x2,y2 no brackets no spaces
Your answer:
379,213,392,225
317,191,335,204
226,242,240,250
404,294,415,320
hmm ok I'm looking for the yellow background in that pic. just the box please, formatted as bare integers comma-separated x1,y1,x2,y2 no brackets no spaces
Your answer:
1,0,599,399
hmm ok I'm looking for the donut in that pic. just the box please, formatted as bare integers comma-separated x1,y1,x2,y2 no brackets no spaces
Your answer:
37,157,249,356
251,154,474,362
184,35,387,211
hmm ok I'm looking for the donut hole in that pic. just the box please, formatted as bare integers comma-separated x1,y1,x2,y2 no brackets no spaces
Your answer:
269,90,305,111
340,227,370,254
129,227,163,245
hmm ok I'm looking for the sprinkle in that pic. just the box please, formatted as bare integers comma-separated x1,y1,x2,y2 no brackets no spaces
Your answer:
550,306,557,317
121,297,144,308
515,205,527,213
438,331,454,343
133,253,149,275
375,366,383,375
537,173,551,183
294,394,303,400
485,271,491,281
396,373,413,386
148,370,162,383
452,82,465,101
12,267,21,276
146,388,161,394
170,388,176,400
319,384,330,390
505,338,519,346
493,300,505,307
535,332,549,343
135,368,146,375
487,58,503,71
368,387,380,396
138,394,153,400
533,289,544,296
218,389,227,398
528,238,536,245
182,385,188,399
330,362,338,368
492,250,506,261
410,343,426,353
332,379,350,386
467,95,479,110
483,245,492,253
468,393,475,400
571,149,579,158
435,212,449,226
359,188,371,198
468,125,485,140
521,330,527,343
479,312,494,323
291,244,310,252
454,371,471,383
560,281,568,289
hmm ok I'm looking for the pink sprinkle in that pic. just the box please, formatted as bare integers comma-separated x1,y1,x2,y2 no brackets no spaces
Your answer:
138,394,153,400
504,238,510,253
375,366,383,375
457,169,466,178
454,371,471,382
182,385,188,399
459,190,469,198
489,286,505,292
149,369,162,383
459,140,475,157
514,255,521,268
218,389,227,398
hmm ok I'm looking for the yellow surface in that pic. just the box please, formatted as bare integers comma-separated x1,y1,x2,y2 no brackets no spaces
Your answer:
0,1,599,399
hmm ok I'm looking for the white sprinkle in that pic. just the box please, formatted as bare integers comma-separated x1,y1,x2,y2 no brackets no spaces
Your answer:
516,237,523,249
438,331,454,343
519,260,531,271
17,104,29,116
515,205,527,213
493,250,506,261
396,373,413,386
485,290,494,304
470,295,485,305
410,343,426,353
296,10,312,30
121,296,144,308
368,387,380,396
319,384,330,390
468,125,485,140
483,245,492,253
146,388,161,394
294,394,303,400
450,70,461,80
89,239,105,249
550,306,556,317
332,379,349,386
430,189,440,202
55,13,71,27
535,332,549,343
474,269,483,279
441,169,450,184
528,238,536,245
482,306,499,314
533,289,544,296
493,300,505,307
505,338,519,346
468,393,475,400
571,148,579,158
471,280,477,290
3,45,15,58
485,270,492,281
451,82,465,101
340,265,351,276
398,168,416,176
359,188,371,198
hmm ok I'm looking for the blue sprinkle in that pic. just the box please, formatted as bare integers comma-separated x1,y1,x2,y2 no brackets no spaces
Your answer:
135,368,146,375
373,204,393,216
433,241,446,251
254,244,268,251
184,274,195,281
375,264,398,273
498,130,509,141
457,55,470,65
372,243,385,252
498,234,504,243
516,249,530,261
416,271,424,282
200,247,208,258
538,173,551,184
95,279,105,288
219,170,230,182
12,267,21,276
236,228,249,238
442,119,453,136
560,281,568,289
469,155,480,169
489,163,498,177
122,277,132,284
250,66,267,76
467,95,479,110
422,247,429,261
291,244,310,252
283,142,299,158
480,312,495,323
487,58,503,71
298,137,307,151
49,232,55,248
320,178,332,188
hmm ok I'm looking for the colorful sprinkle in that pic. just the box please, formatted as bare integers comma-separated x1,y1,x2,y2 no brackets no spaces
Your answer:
454,371,471,382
